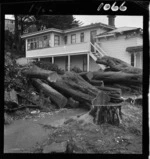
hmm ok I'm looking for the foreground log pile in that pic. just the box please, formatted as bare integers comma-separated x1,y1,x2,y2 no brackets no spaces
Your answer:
96,56,142,93
4,54,142,125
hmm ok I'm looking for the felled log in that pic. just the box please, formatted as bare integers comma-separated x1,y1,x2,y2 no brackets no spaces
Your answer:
111,84,132,92
96,55,142,74
22,65,60,82
22,67,98,109
17,93,40,105
92,71,142,85
134,96,142,105
89,80,104,86
31,78,68,108
89,91,123,125
67,98,79,108
79,71,94,82
4,104,41,112
79,72,104,86
5,89,19,108
48,72,98,109
96,86,122,98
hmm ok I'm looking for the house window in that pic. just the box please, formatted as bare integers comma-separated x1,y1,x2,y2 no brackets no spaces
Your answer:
64,36,67,45
54,35,60,46
27,39,31,50
80,32,84,42
39,37,43,48
27,35,50,50
131,53,135,66
83,55,87,72
43,35,49,48
28,38,38,50
71,34,76,44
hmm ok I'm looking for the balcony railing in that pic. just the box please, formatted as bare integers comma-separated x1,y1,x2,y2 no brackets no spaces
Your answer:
26,42,90,58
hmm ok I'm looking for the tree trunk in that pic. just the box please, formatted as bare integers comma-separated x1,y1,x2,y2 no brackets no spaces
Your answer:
5,89,18,108
79,71,94,82
96,86,122,99
90,91,123,125
22,65,60,82
31,78,68,108
23,67,124,125
89,80,104,86
92,71,142,85
96,55,142,74
22,67,98,109
14,15,20,52
48,72,99,109
67,98,79,108
111,84,132,92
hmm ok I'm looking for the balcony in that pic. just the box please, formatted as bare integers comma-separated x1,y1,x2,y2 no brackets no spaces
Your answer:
26,42,90,58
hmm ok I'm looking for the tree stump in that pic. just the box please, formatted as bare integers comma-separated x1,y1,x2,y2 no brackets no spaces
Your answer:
89,91,123,125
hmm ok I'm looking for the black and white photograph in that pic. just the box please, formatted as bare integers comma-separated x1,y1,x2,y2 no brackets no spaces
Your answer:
2,0,149,156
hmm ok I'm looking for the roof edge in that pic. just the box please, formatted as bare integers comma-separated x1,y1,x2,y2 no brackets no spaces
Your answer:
21,22,116,39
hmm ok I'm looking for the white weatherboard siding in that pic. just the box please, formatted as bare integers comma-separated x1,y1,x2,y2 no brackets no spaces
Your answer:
136,52,142,68
26,42,90,58
50,33,54,47
98,35,143,65
136,37,143,45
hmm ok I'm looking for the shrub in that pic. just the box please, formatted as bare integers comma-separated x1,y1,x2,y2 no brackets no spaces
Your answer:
71,66,82,73
33,61,65,75
4,52,28,91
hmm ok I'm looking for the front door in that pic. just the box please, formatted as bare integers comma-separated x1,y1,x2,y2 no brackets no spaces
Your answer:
90,30,97,52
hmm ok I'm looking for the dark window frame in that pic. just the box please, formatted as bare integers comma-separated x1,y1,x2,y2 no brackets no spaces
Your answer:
80,32,84,42
64,36,67,45
131,53,135,66
27,34,50,51
54,35,60,46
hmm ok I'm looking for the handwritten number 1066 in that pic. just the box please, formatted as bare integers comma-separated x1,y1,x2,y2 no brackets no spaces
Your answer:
97,2,127,12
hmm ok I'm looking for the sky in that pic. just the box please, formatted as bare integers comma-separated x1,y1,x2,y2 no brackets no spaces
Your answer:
5,15,143,29
74,15,143,28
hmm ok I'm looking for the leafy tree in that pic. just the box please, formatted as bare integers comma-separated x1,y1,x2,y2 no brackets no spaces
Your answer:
34,15,83,30
14,15,36,54
5,30,14,51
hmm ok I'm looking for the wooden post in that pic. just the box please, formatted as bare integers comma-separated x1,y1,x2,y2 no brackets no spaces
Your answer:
52,56,54,64
134,53,136,67
68,55,70,71
87,53,90,72
25,39,28,54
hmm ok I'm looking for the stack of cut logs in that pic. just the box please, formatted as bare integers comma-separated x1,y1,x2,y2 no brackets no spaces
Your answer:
19,56,142,125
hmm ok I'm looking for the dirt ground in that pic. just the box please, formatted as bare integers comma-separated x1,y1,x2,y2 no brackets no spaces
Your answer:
4,97,142,154
32,103,142,154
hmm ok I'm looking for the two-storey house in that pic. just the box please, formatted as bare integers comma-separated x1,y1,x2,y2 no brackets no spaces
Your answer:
21,16,143,71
